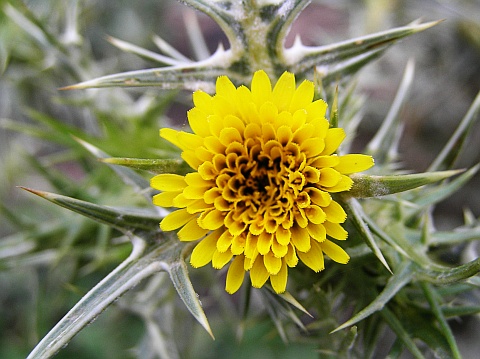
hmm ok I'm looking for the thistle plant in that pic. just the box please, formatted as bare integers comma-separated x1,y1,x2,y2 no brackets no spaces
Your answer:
1,1,480,358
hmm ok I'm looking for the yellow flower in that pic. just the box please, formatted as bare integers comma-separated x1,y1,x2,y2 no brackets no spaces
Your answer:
151,70,374,294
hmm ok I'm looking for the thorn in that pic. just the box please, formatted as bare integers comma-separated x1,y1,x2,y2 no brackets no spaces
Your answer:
17,186,47,197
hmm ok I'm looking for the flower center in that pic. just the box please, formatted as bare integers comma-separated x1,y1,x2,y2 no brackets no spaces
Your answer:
212,128,317,237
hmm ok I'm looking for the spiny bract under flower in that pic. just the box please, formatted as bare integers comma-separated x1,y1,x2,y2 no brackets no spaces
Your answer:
151,70,374,294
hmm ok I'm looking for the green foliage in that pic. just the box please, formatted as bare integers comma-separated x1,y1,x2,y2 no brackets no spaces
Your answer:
1,1,480,358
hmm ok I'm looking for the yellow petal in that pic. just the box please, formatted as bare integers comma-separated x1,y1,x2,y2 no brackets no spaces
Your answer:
297,240,325,272
264,215,279,234
192,90,213,113
292,123,314,144
204,187,221,204
190,229,223,268
306,187,332,207
318,168,342,187
257,231,273,255
271,238,289,258
152,191,181,207
198,161,217,180
303,166,320,183
307,222,326,242
185,171,211,187
199,209,225,230
186,199,211,214
245,233,258,258
219,127,243,146
208,114,224,137
212,95,236,119
325,175,353,193
251,70,272,106
305,99,328,121
230,221,248,237
285,244,298,267
173,193,194,208
181,151,203,170
274,111,292,128
323,221,348,240
261,122,276,142
289,79,314,113
272,71,295,111
225,254,245,294
275,226,291,246
183,185,212,200
236,85,255,122
276,125,293,146
213,196,231,212
176,131,204,150
216,75,237,99
294,208,308,228
263,251,282,275
244,251,257,271
187,107,211,137
290,225,311,252
244,122,262,139
224,115,245,134
323,201,347,223
321,239,350,264
321,128,346,155
310,155,340,168
304,205,326,224
300,137,325,157
250,256,269,288
204,136,226,154
212,249,233,269
160,209,195,231
159,128,181,148
216,231,233,252
270,260,288,294
334,154,375,174
151,174,186,191
291,109,307,132
231,235,246,255
177,217,210,241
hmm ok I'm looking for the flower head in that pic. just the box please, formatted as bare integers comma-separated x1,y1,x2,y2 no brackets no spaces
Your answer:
151,70,374,294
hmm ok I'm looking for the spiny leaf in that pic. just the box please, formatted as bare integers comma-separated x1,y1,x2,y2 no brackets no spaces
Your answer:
415,257,480,285
377,222,448,271
367,59,415,161
74,137,154,198
421,283,462,359
329,86,339,128
20,187,161,237
26,236,149,359
106,35,184,66
428,90,480,171
344,198,392,273
287,20,441,81
338,326,358,357
347,169,463,198
332,261,413,333
179,0,241,53
381,308,426,359
26,235,212,358
410,164,479,208
442,305,480,318
167,242,214,339
429,225,480,246
60,49,235,92
100,157,192,175
277,291,313,318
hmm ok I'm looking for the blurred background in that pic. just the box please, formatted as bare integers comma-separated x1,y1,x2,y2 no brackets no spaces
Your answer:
1,0,479,358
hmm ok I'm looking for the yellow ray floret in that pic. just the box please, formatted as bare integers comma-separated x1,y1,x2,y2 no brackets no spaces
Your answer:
151,70,374,294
